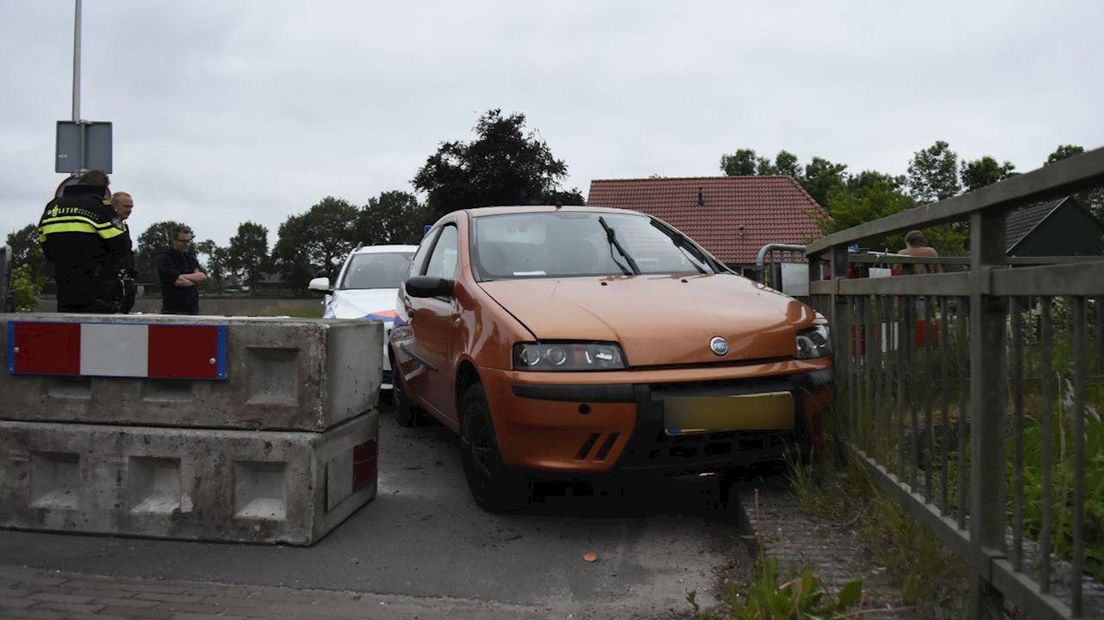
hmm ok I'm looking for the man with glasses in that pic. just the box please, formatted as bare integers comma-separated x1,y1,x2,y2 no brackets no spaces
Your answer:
157,225,207,314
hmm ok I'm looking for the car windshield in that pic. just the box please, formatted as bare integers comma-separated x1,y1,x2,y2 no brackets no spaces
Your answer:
471,211,717,280
338,252,414,289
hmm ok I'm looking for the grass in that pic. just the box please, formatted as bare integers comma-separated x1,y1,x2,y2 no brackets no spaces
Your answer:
789,448,968,611
688,557,864,620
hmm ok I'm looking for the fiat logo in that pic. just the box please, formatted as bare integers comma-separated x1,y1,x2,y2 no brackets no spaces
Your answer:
709,336,729,356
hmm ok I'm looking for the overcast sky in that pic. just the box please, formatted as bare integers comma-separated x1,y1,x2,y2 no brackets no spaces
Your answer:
1,1,1101,247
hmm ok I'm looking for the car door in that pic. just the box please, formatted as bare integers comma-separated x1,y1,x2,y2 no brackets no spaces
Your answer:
405,224,460,423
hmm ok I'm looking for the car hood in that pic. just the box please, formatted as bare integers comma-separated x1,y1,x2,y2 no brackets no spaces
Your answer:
478,274,817,366
327,288,400,321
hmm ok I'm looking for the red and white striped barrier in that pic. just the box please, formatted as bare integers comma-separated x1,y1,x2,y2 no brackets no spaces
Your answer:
6,321,227,380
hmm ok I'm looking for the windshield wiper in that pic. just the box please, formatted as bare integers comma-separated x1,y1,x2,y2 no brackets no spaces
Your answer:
649,220,714,273
598,216,640,275
676,245,708,273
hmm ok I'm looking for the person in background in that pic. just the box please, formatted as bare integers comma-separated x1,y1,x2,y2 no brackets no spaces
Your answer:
157,225,207,314
37,170,128,312
898,230,941,274
110,192,138,312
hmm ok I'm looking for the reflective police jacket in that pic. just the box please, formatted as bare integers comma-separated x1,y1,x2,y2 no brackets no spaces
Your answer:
38,184,129,310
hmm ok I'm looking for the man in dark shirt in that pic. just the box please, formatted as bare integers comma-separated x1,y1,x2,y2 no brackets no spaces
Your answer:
157,226,207,314
37,170,129,313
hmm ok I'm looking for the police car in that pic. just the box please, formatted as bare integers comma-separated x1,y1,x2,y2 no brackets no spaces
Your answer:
308,244,418,390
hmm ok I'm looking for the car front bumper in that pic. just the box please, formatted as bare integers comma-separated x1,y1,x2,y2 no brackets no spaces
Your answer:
478,360,833,475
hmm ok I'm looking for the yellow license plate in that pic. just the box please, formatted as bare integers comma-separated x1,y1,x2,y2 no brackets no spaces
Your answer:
662,391,794,435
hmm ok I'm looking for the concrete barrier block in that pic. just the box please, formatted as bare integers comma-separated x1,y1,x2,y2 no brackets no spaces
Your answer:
0,314,381,431
0,411,378,545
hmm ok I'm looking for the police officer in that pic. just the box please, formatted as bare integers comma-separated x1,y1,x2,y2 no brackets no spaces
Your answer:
38,170,129,313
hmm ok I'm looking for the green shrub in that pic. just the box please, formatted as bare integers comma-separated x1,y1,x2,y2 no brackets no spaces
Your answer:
9,265,43,312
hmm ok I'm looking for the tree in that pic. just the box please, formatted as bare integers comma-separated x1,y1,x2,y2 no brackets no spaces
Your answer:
5,223,46,281
960,156,1016,192
720,148,758,176
271,197,360,289
907,141,961,203
412,109,579,217
196,240,230,293
1044,144,1103,219
846,170,907,193
774,150,803,178
823,178,915,237
135,220,190,283
1046,144,1085,165
356,191,434,246
227,221,269,286
800,157,849,209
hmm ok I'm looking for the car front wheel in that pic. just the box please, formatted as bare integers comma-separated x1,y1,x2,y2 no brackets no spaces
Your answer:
460,382,529,513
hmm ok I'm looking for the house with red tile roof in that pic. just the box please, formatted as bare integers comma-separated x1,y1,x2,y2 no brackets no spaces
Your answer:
587,176,829,272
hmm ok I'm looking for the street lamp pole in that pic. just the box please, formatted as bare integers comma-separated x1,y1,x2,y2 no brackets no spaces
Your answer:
72,0,84,173
72,0,81,123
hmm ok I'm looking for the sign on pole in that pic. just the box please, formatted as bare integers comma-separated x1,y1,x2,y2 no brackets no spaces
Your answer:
55,120,112,173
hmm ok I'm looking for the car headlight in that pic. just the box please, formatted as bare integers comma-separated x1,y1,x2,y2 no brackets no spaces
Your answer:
795,325,832,359
513,342,626,371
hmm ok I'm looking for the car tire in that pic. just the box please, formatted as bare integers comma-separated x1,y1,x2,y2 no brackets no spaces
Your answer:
460,382,529,513
392,358,421,428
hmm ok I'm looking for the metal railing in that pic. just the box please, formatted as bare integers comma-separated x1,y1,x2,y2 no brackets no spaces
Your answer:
804,147,1104,618
754,243,810,297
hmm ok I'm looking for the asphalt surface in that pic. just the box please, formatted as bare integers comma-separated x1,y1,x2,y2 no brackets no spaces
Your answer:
0,404,747,618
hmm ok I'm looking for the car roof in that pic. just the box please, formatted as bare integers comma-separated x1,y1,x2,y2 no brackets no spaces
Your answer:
464,205,641,218
349,244,419,255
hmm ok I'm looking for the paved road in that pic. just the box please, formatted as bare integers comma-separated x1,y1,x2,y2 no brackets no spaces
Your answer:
0,405,746,618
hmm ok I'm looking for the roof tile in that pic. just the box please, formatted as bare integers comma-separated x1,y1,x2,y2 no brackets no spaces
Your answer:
587,176,828,263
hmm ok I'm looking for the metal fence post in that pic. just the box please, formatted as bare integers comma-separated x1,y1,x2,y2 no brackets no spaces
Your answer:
830,247,851,436
969,209,1008,618
0,244,11,312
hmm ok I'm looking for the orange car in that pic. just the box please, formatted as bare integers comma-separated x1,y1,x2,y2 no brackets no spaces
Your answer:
390,206,832,511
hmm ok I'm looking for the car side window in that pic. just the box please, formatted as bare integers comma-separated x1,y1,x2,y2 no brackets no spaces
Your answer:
409,230,439,278
423,225,458,279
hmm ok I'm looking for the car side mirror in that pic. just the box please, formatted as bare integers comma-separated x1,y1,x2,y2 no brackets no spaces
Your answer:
308,277,331,292
405,276,453,298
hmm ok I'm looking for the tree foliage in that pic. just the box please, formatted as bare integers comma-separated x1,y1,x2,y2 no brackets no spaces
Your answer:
802,157,850,207
907,140,961,203
822,177,915,238
195,239,230,293
412,109,583,217
719,149,759,176
356,191,433,246
961,156,1016,192
8,265,42,312
227,221,269,285
772,150,803,178
1046,144,1085,165
1044,144,1103,220
5,223,46,281
135,220,189,283
271,197,360,289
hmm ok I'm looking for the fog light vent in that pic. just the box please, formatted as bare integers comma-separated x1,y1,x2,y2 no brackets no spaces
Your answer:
574,433,601,460
595,433,620,461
